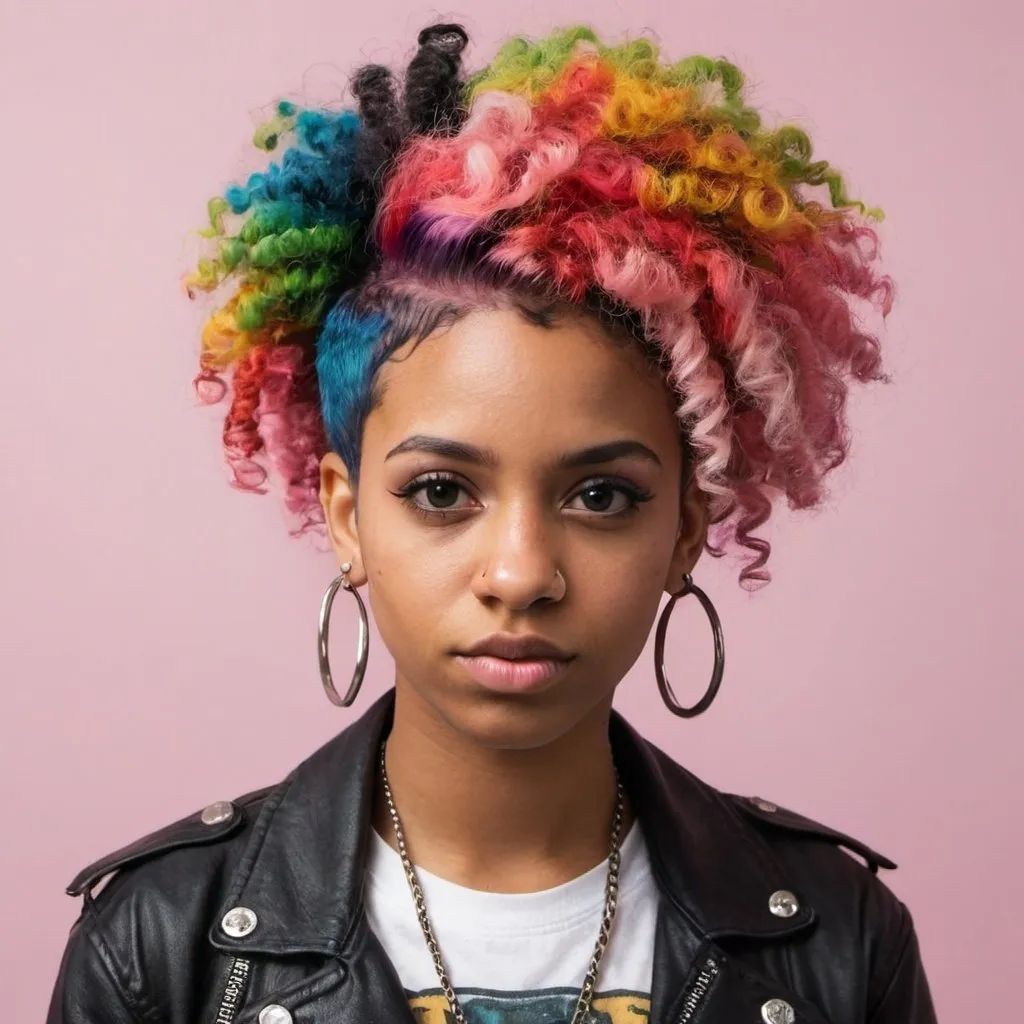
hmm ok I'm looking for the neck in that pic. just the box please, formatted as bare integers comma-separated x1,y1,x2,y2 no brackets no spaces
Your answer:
372,683,630,893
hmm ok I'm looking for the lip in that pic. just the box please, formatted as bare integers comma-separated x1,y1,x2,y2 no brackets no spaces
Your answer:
454,654,572,694
459,633,573,661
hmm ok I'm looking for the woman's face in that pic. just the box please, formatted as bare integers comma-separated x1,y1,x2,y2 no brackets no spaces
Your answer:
321,305,707,750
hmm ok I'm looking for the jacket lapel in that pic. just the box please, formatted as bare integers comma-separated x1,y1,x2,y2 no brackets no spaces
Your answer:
612,713,822,1024
208,691,414,1021
209,694,394,958
230,926,417,1024
609,712,816,940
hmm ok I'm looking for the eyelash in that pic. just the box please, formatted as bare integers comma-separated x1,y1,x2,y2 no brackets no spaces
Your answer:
391,472,654,522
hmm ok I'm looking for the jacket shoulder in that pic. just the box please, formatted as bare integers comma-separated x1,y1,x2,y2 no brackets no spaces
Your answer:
726,792,898,874
67,784,274,899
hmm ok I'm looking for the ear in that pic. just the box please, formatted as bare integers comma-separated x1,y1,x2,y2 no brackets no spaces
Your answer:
665,471,709,593
319,451,368,586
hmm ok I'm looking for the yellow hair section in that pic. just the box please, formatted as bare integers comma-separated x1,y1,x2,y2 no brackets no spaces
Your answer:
197,292,261,371
197,288,311,371
601,75,698,139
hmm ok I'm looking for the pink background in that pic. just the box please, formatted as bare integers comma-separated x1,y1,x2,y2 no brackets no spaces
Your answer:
2,0,1020,1018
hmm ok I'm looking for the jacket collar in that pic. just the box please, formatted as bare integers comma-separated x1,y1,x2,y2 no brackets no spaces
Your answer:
211,689,814,957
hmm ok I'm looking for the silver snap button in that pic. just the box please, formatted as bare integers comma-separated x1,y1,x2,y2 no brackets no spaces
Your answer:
221,907,258,938
768,889,800,918
200,801,235,826
751,796,778,813
762,997,796,1024
258,1005,293,1024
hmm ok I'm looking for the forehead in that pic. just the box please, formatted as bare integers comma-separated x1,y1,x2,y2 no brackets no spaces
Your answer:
364,306,681,461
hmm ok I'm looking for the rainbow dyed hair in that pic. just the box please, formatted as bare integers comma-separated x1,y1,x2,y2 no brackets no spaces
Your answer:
186,23,893,588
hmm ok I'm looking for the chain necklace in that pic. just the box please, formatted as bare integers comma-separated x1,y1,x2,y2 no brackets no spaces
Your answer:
378,742,625,1024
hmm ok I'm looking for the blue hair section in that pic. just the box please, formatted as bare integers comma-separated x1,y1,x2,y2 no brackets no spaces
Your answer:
224,108,371,227
315,297,391,476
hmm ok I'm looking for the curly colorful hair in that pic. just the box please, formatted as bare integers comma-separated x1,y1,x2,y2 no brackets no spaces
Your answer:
185,22,894,589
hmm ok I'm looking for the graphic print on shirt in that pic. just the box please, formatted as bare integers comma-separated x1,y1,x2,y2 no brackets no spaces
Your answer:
407,987,651,1023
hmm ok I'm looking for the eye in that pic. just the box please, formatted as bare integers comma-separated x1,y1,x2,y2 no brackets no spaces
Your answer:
569,477,647,512
399,473,468,516
395,471,651,520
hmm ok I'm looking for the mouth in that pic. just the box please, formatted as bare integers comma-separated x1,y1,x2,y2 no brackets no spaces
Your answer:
453,654,573,693
460,633,573,661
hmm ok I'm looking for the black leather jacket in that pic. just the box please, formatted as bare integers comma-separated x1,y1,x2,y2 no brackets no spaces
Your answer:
47,691,937,1024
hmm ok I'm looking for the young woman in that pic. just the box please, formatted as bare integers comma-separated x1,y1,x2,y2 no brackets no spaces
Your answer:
47,23,937,1024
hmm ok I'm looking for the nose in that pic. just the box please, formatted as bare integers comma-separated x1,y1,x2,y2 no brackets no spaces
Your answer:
471,500,566,611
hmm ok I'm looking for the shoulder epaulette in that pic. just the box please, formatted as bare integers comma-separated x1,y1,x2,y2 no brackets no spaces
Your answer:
730,793,897,874
67,786,273,898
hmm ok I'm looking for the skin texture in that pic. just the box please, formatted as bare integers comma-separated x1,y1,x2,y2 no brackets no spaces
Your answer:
320,305,707,892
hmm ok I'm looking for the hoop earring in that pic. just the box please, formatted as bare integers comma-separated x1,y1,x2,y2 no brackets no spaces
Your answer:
654,573,725,718
318,561,369,707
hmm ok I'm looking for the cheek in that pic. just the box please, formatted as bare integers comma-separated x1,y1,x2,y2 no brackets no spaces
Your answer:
356,489,464,647
581,568,667,691
361,549,434,678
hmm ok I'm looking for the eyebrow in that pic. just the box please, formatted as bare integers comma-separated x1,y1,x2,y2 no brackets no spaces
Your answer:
384,435,661,469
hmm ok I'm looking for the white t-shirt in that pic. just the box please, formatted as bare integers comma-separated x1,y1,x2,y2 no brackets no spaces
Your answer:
364,820,658,1023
